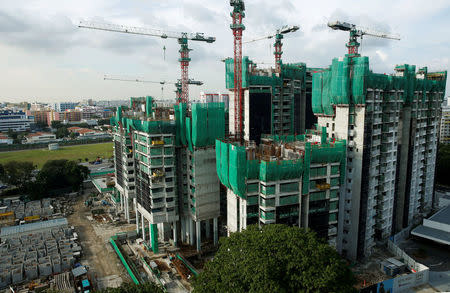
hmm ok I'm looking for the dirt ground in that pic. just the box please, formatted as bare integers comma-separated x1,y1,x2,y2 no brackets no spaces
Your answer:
67,190,135,287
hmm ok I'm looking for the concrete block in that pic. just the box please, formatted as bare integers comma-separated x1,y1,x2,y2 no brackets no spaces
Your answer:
25,264,38,280
38,262,52,277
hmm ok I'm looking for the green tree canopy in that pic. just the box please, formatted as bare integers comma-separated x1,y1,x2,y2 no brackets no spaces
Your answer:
55,127,69,138
30,159,89,199
437,144,450,186
97,282,164,293
1,161,35,189
193,224,355,293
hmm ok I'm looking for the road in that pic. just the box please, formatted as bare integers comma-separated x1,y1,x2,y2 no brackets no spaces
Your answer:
67,191,132,288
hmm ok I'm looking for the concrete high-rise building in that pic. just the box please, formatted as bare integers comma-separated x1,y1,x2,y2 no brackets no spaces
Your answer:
53,102,78,112
216,129,346,248
440,99,450,144
111,97,224,253
225,58,315,143
0,110,34,132
312,56,447,259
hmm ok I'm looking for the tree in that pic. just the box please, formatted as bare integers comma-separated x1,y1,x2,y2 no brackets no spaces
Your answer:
436,144,450,186
97,282,164,293
7,128,18,139
193,225,355,293
30,159,90,199
51,120,63,129
69,132,78,139
1,161,35,190
55,126,69,138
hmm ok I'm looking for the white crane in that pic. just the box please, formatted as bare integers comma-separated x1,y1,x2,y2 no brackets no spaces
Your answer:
103,75,202,100
79,20,215,104
244,25,299,72
327,20,400,56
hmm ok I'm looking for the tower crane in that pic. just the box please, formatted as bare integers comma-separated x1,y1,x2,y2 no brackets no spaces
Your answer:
79,20,215,104
244,25,300,72
103,75,203,102
327,21,400,57
229,0,245,140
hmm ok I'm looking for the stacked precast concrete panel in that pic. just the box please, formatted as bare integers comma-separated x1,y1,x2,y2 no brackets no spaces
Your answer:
312,56,447,259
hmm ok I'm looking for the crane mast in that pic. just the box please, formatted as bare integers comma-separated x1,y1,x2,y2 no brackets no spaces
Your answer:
244,25,299,73
79,21,214,105
230,0,245,140
328,21,400,57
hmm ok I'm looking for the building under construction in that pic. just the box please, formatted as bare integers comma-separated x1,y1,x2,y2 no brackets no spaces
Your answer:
312,57,447,259
111,97,225,253
216,129,346,248
225,57,317,144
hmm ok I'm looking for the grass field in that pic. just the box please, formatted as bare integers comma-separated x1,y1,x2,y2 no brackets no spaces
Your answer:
0,142,113,168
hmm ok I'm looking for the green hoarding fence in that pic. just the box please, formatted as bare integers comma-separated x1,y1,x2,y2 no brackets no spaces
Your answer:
110,236,140,285
150,224,158,254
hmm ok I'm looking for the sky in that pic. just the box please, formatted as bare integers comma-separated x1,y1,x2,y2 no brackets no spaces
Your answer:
0,0,449,103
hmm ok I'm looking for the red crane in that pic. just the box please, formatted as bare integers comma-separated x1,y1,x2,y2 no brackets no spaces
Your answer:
79,21,215,104
229,0,245,140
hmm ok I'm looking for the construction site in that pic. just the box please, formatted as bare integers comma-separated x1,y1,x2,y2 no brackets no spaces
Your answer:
49,0,450,292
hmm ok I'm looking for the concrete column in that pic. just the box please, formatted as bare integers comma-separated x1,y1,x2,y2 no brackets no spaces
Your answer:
189,219,195,245
180,216,186,243
135,208,140,234
141,213,145,242
196,220,201,252
205,219,210,239
125,196,130,223
149,221,152,247
120,193,123,211
213,217,218,246
173,221,178,247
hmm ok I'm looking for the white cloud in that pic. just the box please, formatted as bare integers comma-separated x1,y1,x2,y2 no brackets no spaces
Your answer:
0,0,448,102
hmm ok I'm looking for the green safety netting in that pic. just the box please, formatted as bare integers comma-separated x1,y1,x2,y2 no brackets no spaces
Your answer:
331,57,350,105
185,117,193,152
225,56,250,89
351,57,369,104
247,160,260,180
192,103,207,146
310,140,346,164
312,73,324,114
302,143,311,194
216,138,347,197
312,57,447,117
228,144,247,198
145,96,153,117
186,102,225,148
321,126,327,144
259,159,303,182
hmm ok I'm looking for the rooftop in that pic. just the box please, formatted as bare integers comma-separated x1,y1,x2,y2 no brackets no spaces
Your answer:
0,217,68,237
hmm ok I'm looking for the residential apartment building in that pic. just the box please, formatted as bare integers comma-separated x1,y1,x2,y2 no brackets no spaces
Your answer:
53,102,78,112
440,101,450,144
216,129,346,248
312,56,447,259
0,110,34,132
225,58,317,143
111,97,224,253
47,110,81,126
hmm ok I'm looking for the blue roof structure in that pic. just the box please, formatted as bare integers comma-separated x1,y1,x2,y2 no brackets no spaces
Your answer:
0,218,68,237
